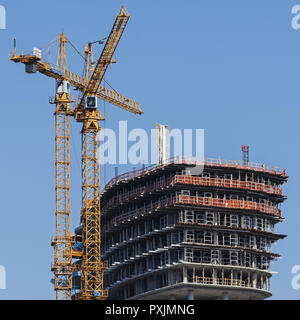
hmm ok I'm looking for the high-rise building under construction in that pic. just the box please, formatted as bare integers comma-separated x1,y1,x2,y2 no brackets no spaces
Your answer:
89,158,288,300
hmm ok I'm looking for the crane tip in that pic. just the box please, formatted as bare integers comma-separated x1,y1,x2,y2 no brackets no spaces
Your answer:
120,5,129,16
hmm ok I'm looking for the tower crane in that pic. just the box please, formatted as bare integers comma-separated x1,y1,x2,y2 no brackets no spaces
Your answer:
10,5,143,300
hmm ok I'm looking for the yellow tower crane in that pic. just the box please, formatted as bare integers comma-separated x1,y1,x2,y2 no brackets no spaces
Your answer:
10,5,143,300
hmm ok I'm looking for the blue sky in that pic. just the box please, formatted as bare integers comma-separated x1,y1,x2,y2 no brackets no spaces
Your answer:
0,0,300,299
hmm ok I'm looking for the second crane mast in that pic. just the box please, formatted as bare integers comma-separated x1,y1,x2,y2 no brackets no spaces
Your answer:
74,5,131,300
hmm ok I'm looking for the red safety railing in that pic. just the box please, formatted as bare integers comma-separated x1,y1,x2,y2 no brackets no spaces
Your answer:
102,175,283,213
102,177,172,211
103,157,287,192
174,175,282,195
104,194,281,232
177,195,280,217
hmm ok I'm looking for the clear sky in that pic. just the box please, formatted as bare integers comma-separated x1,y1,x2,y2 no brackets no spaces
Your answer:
0,0,300,300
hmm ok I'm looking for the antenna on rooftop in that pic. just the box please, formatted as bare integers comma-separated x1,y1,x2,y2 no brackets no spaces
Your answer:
241,145,249,165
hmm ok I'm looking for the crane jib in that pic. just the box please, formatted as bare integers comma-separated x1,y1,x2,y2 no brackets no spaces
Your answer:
116,19,123,31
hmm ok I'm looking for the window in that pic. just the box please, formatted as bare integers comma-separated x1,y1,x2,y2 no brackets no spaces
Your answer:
186,230,195,242
256,218,264,231
204,192,212,198
185,248,193,262
211,250,219,264
171,232,179,244
259,198,266,205
181,190,190,196
202,251,211,263
223,233,230,246
127,247,133,258
258,255,268,270
261,256,268,270
222,252,230,265
204,232,213,244
230,194,238,200
185,210,194,223
195,212,205,224
206,212,215,224
243,216,251,229
202,172,210,178
230,251,239,265
239,236,245,247
196,231,204,243
265,220,272,232
230,214,239,227
230,233,238,246
244,252,251,267
160,215,168,229
259,237,267,250
249,235,256,249
193,250,201,263
161,252,168,266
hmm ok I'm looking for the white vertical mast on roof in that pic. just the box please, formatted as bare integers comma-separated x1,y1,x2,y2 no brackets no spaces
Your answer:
155,124,170,165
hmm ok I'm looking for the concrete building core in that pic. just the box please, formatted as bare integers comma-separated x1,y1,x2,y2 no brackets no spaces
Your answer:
75,158,288,300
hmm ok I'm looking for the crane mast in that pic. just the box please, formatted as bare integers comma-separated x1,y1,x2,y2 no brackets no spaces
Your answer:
51,88,73,299
80,110,107,299
50,33,73,300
